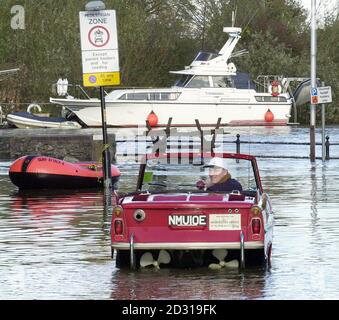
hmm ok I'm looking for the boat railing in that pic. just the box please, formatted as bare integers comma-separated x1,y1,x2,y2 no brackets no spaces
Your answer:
254,75,314,95
104,86,157,92
0,102,63,120
52,81,170,100
51,82,92,100
253,75,285,93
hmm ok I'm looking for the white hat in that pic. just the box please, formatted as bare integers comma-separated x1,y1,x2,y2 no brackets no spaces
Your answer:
204,157,228,171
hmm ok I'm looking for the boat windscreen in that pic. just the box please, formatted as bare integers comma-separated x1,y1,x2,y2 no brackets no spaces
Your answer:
185,76,210,88
194,51,220,62
211,76,234,88
174,75,193,87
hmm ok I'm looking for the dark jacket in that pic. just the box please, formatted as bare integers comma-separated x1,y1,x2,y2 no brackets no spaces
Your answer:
207,179,243,192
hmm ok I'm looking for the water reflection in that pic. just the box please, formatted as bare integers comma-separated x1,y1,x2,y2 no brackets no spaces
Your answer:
310,164,319,223
110,267,269,300
0,189,111,270
10,189,104,214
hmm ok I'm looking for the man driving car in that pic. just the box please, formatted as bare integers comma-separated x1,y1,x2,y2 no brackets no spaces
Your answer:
204,157,243,192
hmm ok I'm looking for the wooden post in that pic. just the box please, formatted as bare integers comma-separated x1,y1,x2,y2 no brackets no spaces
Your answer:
325,136,330,160
236,134,241,154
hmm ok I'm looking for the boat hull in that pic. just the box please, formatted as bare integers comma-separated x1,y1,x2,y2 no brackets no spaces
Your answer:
9,156,120,190
9,172,120,189
54,100,292,128
6,112,82,129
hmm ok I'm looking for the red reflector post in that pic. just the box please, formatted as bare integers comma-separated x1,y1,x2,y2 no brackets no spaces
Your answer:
114,220,123,235
252,218,261,234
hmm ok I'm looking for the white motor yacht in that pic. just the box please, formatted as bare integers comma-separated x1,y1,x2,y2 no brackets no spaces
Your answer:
50,27,295,128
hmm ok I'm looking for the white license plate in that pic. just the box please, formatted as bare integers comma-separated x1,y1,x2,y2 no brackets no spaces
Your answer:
169,215,207,227
209,214,241,230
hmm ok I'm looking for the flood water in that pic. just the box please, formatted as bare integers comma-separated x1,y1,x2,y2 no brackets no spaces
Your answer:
1,126,339,300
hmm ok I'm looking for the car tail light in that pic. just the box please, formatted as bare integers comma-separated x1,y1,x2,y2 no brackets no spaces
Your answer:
114,219,123,235
252,218,261,234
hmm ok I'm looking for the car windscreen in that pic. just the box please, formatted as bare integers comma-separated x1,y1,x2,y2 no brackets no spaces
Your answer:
142,157,258,193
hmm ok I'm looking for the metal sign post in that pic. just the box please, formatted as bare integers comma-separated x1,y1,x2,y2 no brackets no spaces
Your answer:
100,86,112,190
80,2,120,194
321,82,326,162
310,0,317,163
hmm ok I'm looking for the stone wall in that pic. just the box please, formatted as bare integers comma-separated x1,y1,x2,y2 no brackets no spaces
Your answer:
0,131,116,162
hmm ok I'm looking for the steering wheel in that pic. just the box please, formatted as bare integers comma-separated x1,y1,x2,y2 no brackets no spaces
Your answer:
196,180,206,190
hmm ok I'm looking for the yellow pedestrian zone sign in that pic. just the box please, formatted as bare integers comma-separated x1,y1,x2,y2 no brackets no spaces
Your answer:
79,10,120,87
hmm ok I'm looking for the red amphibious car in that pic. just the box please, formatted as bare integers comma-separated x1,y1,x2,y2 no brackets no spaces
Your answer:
111,152,273,269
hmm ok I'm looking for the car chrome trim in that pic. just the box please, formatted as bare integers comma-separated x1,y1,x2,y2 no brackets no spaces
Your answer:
129,233,136,269
112,241,264,250
240,231,245,268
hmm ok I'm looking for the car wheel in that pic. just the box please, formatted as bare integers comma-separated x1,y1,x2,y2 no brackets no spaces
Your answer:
115,250,130,268
267,243,272,267
246,249,266,266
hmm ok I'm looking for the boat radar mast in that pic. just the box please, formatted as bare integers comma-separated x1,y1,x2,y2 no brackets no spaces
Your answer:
219,27,242,61
170,26,242,76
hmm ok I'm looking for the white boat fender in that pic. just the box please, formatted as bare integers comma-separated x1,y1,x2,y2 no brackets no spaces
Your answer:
27,103,42,114
62,78,69,96
56,78,68,96
57,78,63,96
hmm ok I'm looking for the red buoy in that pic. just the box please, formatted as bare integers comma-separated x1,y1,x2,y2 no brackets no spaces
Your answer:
147,111,158,127
265,109,274,122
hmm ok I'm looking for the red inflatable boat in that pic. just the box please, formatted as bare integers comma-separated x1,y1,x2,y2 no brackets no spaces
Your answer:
9,155,120,190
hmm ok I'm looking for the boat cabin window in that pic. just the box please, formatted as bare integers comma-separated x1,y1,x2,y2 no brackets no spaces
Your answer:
211,76,234,88
232,72,255,89
255,96,287,102
119,93,148,100
185,76,210,88
119,92,181,101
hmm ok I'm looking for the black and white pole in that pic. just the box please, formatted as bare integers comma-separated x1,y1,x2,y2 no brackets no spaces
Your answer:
100,86,112,191
310,0,317,162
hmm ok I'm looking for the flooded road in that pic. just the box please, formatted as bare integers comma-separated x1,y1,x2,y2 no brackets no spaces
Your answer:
1,126,339,299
